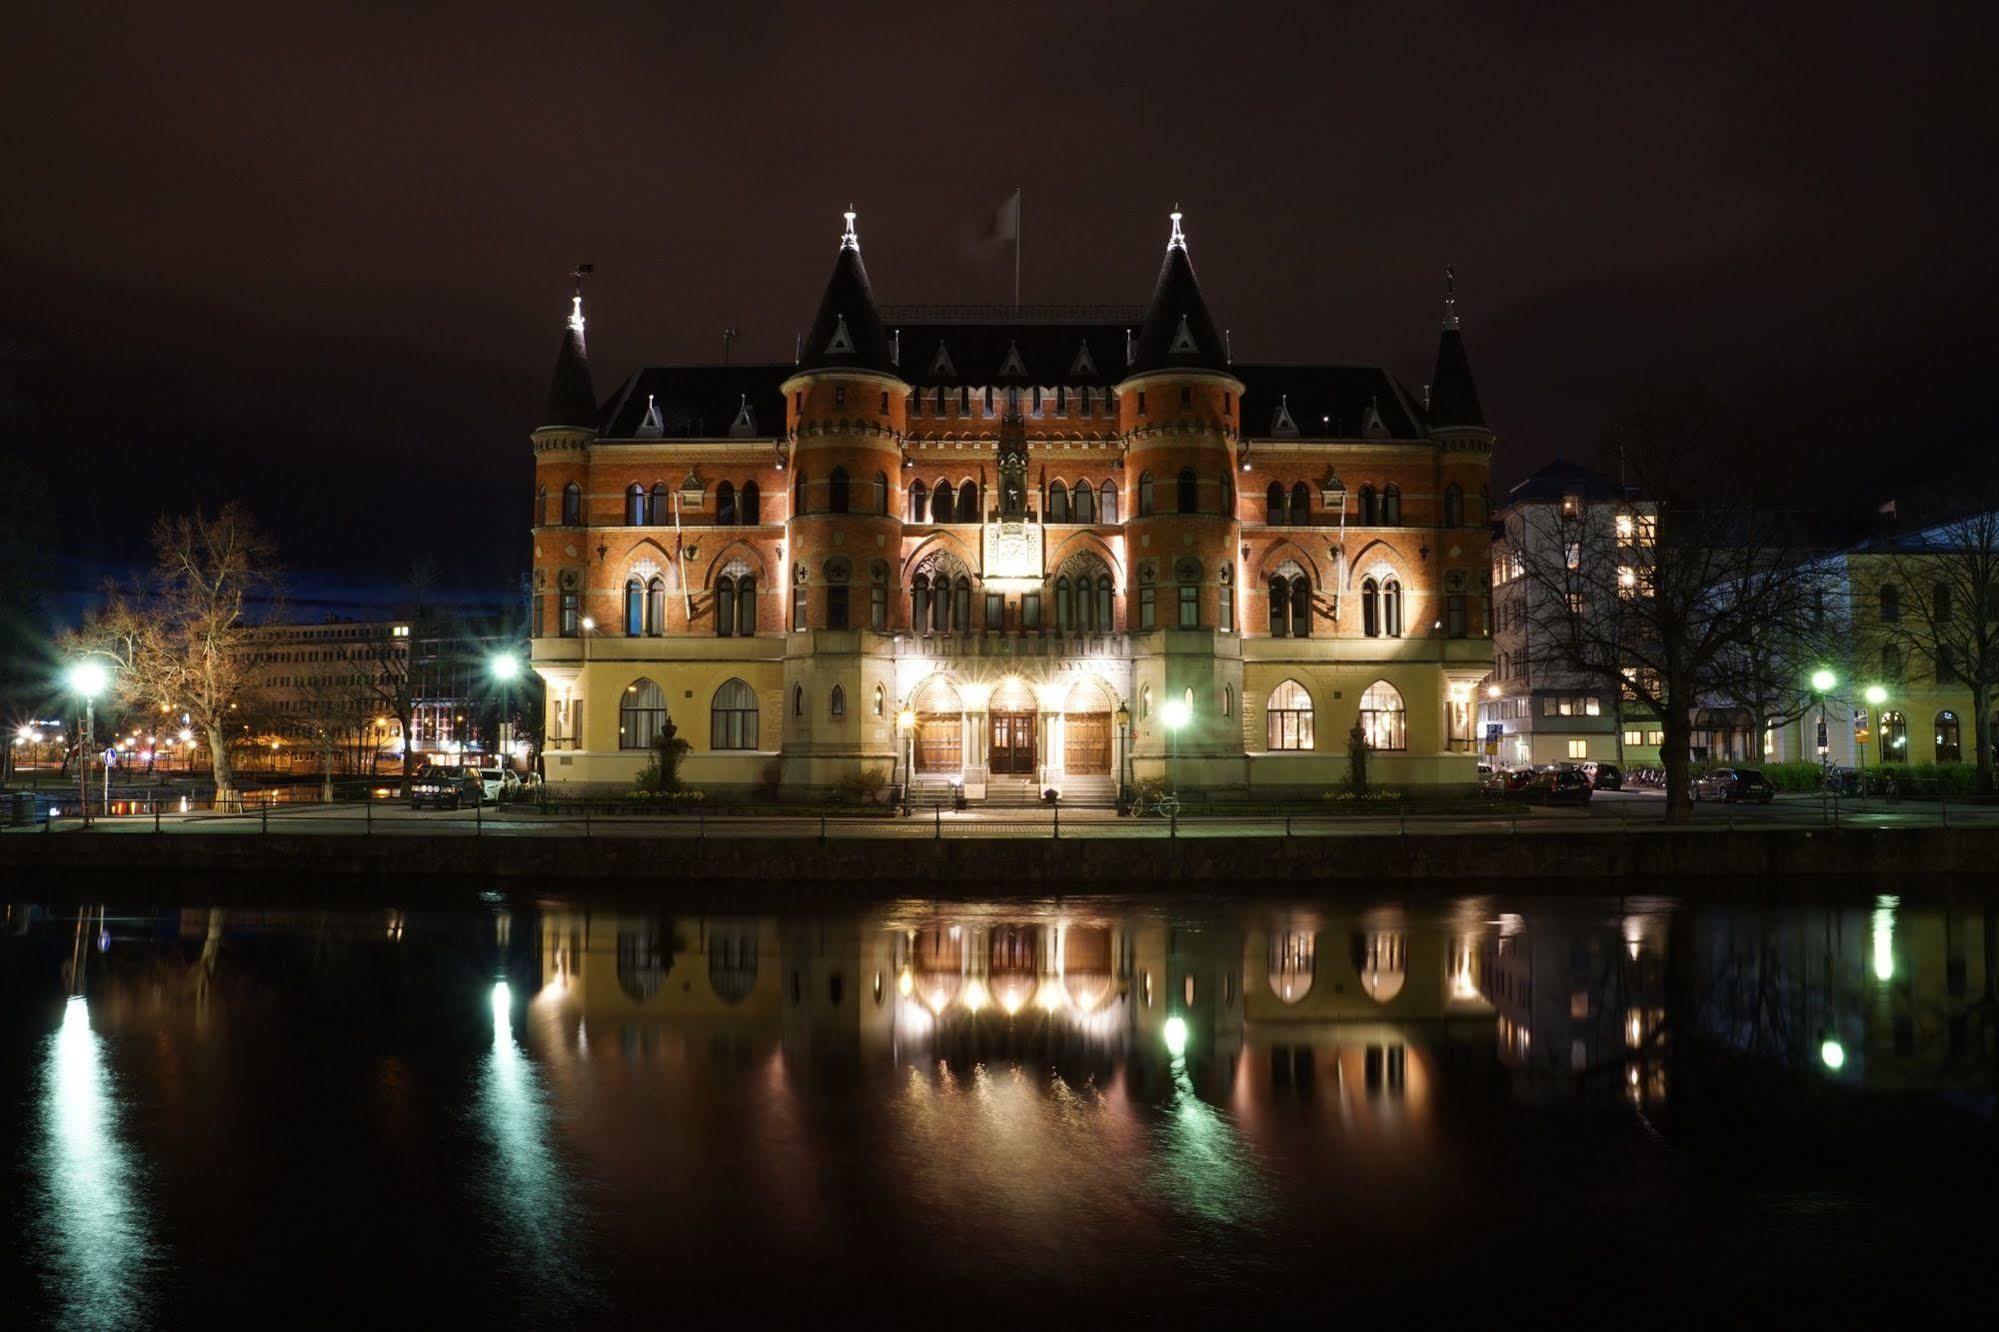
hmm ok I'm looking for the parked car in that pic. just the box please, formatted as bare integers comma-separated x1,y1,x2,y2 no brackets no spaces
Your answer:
1529,765,1594,805
1481,768,1535,800
472,764,520,804
410,764,482,810
1691,766,1775,804
1581,760,1623,791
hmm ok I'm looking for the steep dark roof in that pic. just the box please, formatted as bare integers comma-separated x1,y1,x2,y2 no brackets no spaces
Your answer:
797,241,897,375
598,364,790,439
1233,365,1427,440
1128,235,1228,376
540,323,598,430
893,322,1129,386
1427,327,1485,428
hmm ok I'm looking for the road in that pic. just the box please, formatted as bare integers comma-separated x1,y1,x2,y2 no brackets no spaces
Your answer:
7,787,1993,840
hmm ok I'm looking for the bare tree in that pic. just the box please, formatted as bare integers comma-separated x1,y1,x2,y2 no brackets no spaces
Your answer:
1511,388,1833,822
1877,508,1999,793
76,505,281,810
356,562,443,795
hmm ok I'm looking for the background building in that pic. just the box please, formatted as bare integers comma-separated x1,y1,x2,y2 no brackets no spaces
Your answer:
530,211,1494,800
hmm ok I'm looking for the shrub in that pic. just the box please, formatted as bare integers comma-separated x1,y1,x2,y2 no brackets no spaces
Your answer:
634,718,692,795
1760,760,1825,793
833,766,890,805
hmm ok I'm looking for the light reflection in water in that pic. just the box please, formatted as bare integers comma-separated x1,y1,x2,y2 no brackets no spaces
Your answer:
474,980,594,1312
37,996,154,1330
1154,1047,1271,1234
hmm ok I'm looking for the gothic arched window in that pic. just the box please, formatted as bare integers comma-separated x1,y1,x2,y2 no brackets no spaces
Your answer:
933,480,955,524
1357,484,1377,526
1074,480,1096,523
626,484,647,526
1362,576,1381,637
910,480,928,522
1266,482,1285,526
624,578,644,636
646,577,666,635
741,481,761,525
1177,468,1198,514
711,678,758,750
619,679,668,750
716,480,737,526
1290,482,1310,526
1100,481,1119,524
1138,472,1155,517
1444,482,1464,528
874,471,889,516
1049,481,1070,523
562,482,581,526
1382,578,1403,637
829,466,850,514
1382,484,1403,526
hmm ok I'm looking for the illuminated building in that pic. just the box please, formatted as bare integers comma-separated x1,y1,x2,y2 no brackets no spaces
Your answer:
530,209,1493,799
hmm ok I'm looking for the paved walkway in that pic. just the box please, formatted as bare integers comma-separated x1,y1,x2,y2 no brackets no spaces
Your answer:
7,787,1993,840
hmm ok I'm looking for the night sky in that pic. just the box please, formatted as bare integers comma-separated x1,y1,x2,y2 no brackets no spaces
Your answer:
5,1,1992,612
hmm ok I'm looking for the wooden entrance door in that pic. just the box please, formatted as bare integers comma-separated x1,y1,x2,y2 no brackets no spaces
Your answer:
915,713,962,773
1064,712,1112,774
990,713,1037,775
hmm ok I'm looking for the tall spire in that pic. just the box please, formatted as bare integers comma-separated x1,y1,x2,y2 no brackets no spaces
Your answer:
798,206,896,374
540,264,598,430
1427,265,1485,430
1127,207,1227,375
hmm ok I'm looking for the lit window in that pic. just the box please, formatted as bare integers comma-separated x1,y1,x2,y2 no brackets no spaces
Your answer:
1567,739,1588,759
1265,679,1313,751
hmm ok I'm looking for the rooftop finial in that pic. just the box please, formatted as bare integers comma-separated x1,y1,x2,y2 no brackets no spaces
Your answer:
1442,264,1459,331
1168,205,1187,252
569,262,594,342
841,206,859,252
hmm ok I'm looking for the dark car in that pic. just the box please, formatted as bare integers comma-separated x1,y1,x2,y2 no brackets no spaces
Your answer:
1581,761,1623,791
410,764,481,810
1481,768,1535,800
1530,765,1593,805
1691,766,1775,804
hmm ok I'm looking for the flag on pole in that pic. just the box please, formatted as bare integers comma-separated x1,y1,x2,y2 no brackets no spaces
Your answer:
990,189,1020,242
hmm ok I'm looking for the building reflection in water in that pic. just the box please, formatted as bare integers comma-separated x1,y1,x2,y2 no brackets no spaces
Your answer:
36,994,154,1331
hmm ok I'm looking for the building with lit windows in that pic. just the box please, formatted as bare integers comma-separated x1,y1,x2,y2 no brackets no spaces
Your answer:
529,210,1493,800
1481,460,1670,769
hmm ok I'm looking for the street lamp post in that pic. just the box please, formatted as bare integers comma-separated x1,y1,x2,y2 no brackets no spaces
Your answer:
65,660,111,827
1114,703,1132,809
1161,697,1191,796
1861,684,1887,772
1810,668,1837,767
896,707,916,814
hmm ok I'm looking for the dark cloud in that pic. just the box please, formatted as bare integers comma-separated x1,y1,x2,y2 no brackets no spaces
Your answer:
3,0,1993,590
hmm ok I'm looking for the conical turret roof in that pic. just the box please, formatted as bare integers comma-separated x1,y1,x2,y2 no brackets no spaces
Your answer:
1128,211,1228,376
797,209,897,375
540,295,598,430
1427,268,1485,429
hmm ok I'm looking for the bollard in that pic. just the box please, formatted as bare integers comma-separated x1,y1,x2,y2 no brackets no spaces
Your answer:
934,804,941,839
1053,803,1060,840
1285,811,1292,838
154,798,161,834
1170,810,1178,840
1399,809,1408,838
261,796,268,834
820,812,827,844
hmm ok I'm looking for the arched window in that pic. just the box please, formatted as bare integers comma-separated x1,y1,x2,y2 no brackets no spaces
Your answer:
1138,471,1155,517
1357,484,1377,525
1266,679,1314,751
737,571,757,636
872,683,885,717
912,573,931,630
1382,485,1402,526
794,469,807,516
874,471,888,516
1362,577,1381,637
953,575,972,632
716,574,736,637
562,482,581,526
1880,709,1908,760
1219,563,1235,632
1935,710,1962,762
1223,683,1234,716
1049,481,1070,522
711,678,758,750
1444,483,1464,528
1269,930,1316,1003
1359,680,1407,751
961,477,982,520
1074,480,1095,523
870,560,888,631
1290,482,1311,526
1100,481,1119,524
624,578,644,636
741,481,761,525
1177,468,1198,514
932,480,955,524
824,557,851,630
716,480,737,526
646,577,666,635
1879,583,1901,622
793,685,804,718
1056,575,1074,631
828,466,850,514
626,484,647,526
1382,578,1403,637
1291,573,1311,637
652,482,671,524
619,679,667,750
535,487,548,527
1096,573,1114,631
830,685,846,719
910,480,928,522
1268,574,1290,637
1266,481,1285,525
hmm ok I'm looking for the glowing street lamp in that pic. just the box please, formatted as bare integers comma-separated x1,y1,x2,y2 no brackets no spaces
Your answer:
490,652,521,682
1819,1037,1846,1071
65,658,113,827
1163,1014,1189,1058
1808,668,1837,764
1161,696,1191,795
1858,684,1888,768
